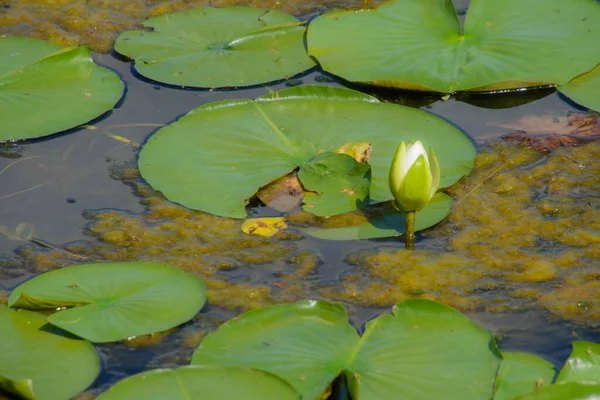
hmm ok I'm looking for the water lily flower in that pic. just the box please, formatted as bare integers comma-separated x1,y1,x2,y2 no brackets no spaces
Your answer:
389,140,440,212
388,140,440,250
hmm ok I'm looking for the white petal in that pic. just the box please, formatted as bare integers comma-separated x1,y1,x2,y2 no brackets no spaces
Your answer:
403,141,428,172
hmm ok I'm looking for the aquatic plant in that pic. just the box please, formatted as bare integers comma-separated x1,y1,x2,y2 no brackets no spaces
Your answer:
0,306,100,400
0,37,124,142
115,7,316,88
96,367,300,400
388,140,441,249
8,261,206,342
137,85,475,238
89,299,600,400
307,0,600,111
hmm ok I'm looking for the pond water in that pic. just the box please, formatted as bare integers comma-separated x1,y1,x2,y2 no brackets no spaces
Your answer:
1,0,600,398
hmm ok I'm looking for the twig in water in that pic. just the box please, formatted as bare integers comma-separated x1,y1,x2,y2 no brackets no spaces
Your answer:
456,164,505,205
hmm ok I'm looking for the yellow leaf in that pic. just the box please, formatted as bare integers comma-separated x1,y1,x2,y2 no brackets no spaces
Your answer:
241,217,287,237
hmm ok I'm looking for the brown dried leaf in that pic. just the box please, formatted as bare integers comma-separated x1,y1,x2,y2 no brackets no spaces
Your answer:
256,173,304,212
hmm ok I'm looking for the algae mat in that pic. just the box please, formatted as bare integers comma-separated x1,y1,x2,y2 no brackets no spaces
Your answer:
5,139,599,328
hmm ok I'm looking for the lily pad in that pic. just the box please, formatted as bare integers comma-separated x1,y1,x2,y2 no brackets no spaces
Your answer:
191,300,359,400
192,299,502,400
301,192,453,240
96,367,300,400
299,152,371,216
0,306,100,400
513,382,600,400
345,300,501,400
307,0,600,93
0,37,124,142
8,261,206,343
559,64,600,112
493,352,557,400
138,85,475,218
555,341,600,385
114,7,316,88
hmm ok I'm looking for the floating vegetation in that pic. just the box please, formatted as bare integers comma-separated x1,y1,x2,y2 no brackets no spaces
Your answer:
0,37,124,142
8,138,599,328
115,7,316,88
137,85,475,219
0,0,382,53
307,0,600,110
320,139,600,326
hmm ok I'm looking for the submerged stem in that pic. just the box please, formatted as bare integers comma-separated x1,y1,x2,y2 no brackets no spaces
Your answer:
404,210,416,250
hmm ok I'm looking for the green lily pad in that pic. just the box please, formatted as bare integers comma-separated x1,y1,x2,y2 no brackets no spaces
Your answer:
138,85,475,218
307,0,600,93
96,367,300,400
559,64,600,112
0,306,100,400
191,300,359,400
513,383,600,400
114,7,315,88
299,152,371,216
346,300,501,400
0,37,124,142
301,192,453,240
192,299,502,400
8,261,206,343
555,341,600,385
493,352,557,400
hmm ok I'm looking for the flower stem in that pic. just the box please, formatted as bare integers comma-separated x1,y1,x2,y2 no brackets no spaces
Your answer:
404,210,416,250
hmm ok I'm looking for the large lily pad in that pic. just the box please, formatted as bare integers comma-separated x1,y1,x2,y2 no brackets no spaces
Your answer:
307,0,600,93
114,7,316,88
493,352,557,400
0,306,100,400
559,64,600,112
191,300,359,400
138,85,475,218
0,37,124,142
8,261,206,343
513,383,600,400
346,300,502,400
302,192,453,240
96,367,300,400
192,299,503,400
555,341,600,385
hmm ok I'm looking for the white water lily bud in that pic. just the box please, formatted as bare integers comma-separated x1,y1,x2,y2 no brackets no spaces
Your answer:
388,140,441,212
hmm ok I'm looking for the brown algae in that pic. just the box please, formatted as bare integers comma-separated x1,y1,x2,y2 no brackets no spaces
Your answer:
1,0,381,53
11,139,600,328
321,139,600,326
13,164,320,312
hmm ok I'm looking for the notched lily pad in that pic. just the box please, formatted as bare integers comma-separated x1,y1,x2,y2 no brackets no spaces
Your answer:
559,63,600,112
307,0,600,93
96,366,300,400
115,7,316,88
138,85,475,218
300,192,453,240
8,261,206,342
299,152,371,216
0,37,124,142
0,306,100,400
192,299,503,400
555,341,600,385
493,352,557,400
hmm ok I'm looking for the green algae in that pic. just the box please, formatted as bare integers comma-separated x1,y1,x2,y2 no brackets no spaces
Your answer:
12,163,319,312
1,0,381,53
10,138,600,328
322,139,600,325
